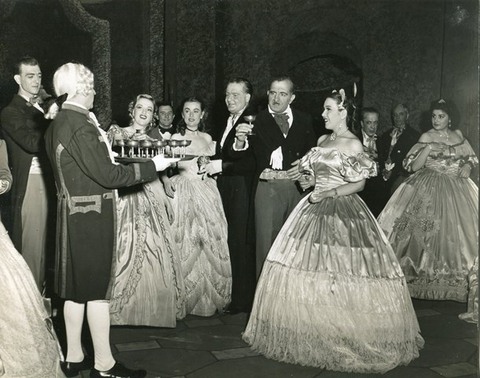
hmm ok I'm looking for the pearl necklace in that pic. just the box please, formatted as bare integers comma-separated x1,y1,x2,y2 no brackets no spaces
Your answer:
435,130,449,141
330,127,349,141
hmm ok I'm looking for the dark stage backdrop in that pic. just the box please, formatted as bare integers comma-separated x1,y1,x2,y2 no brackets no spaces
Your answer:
0,0,477,178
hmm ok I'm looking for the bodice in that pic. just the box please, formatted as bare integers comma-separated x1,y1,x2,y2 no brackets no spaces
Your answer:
404,139,478,177
299,147,377,191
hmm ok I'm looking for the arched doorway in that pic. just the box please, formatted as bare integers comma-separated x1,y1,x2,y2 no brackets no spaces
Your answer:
271,31,362,138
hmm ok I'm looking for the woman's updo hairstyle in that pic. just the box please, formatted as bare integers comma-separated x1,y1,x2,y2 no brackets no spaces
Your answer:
127,94,157,130
327,84,359,130
429,98,458,129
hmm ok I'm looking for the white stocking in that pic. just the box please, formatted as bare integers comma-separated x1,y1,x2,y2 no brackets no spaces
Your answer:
63,300,85,363
86,300,116,371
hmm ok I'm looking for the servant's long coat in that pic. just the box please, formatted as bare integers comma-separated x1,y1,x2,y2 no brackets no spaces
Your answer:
44,103,158,302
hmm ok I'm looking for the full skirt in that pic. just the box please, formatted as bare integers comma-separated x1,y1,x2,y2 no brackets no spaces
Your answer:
243,194,423,374
170,174,232,316
377,168,478,302
0,222,64,377
110,180,186,327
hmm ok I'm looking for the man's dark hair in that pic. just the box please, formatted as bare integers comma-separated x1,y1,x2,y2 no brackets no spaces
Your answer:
361,107,380,121
156,101,174,109
14,56,39,75
270,75,295,94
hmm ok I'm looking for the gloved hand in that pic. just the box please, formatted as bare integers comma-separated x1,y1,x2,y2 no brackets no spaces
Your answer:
152,155,174,171
205,159,223,176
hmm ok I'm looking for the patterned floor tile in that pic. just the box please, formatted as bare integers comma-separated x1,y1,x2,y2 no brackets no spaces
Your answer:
184,317,224,328
416,308,441,317
418,314,477,339
430,362,477,377
187,356,320,378
410,338,477,367
430,301,469,315
116,348,216,377
115,340,161,352
156,324,247,351
220,312,249,326
211,346,260,360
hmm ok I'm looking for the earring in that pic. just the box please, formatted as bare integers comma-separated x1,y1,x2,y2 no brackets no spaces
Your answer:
448,119,452,128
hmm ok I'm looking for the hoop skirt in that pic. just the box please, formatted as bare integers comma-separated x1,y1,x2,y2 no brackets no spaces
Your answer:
109,179,186,327
169,142,232,316
378,139,478,302
107,124,186,327
243,147,423,374
0,221,64,377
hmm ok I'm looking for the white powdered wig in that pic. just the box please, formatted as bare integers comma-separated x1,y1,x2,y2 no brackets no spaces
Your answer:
53,62,94,100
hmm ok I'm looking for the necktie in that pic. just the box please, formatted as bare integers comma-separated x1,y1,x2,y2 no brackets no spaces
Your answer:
390,127,404,146
273,113,289,135
29,95,40,105
365,135,377,151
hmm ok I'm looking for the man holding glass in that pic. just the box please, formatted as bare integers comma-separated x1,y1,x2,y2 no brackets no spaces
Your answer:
233,75,315,278
208,77,256,314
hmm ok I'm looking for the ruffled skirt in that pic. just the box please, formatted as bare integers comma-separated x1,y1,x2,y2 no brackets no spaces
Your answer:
243,194,423,374
170,174,232,316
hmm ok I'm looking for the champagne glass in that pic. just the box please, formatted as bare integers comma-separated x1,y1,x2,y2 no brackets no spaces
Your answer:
153,139,166,156
114,139,125,157
141,139,153,158
244,115,256,135
179,139,192,158
126,139,139,158
169,139,179,159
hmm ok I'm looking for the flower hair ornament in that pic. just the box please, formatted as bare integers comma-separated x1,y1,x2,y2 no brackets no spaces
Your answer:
332,89,346,110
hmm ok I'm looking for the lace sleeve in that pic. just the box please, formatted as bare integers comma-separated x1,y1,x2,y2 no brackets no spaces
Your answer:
106,124,128,145
340,153,377,182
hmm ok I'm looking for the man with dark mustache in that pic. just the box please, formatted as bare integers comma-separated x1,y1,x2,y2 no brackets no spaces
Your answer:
232,76,315,278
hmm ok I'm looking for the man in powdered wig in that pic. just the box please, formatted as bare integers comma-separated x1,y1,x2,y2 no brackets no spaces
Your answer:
44,62,172,378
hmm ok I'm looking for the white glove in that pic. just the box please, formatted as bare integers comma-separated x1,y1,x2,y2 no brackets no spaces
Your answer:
384,162,395,172
152,155,173,171
206,159,223,175
270,147,283,170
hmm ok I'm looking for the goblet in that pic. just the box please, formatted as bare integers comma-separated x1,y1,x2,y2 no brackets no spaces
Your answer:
114,138,126,157
168,139,180,159
153,139,167,156
140,139,153,158
126,139,139,158
244,115,256,135
179,139,192,158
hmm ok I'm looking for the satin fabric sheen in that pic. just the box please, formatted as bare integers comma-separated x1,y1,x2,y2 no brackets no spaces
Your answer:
243,147,423,374
107,124,186,326
169,141,232,316
0,221,64,377
378,139,478,302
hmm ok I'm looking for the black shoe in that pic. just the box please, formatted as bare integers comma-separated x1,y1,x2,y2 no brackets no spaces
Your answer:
61,357,94,377
90,362,147,378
